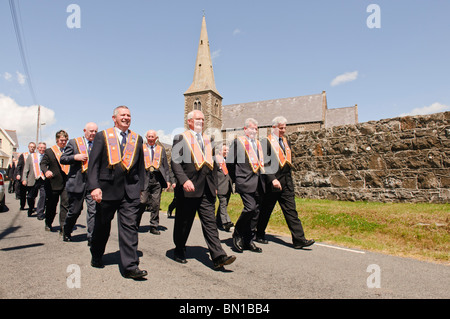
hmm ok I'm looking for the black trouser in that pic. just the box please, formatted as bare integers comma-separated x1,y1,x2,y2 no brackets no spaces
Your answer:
256,188,306,245
137,181,162,228
27,179,46,217
19,183,28,209
235,190,262,245
64,191,96,241
44,187,68,229
173,190,226,260
90,195,141,272
216,190,232,227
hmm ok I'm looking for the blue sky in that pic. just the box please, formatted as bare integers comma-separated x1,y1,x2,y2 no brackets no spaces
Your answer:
1,0,449,151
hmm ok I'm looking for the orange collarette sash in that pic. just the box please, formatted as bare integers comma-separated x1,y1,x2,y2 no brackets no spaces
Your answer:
143,144,162,171
267,134,292,168
75,137,89,173
51,145,70,175
31,152,44,179
104,128,139,171
181,131,214,171
215,154,228,175
237,136,265,173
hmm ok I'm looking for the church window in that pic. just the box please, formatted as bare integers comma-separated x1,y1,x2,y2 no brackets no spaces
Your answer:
194,99,202,111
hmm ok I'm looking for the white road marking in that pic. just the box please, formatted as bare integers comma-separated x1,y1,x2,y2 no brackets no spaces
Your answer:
315,243,366,254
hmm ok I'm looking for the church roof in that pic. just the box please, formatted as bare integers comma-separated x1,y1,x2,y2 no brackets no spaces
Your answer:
222,93,325,130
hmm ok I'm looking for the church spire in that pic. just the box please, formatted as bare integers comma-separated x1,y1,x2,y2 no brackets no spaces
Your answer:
184,15,221,97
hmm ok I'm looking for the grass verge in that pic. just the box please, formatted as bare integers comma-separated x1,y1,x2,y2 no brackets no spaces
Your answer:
160,192,449,264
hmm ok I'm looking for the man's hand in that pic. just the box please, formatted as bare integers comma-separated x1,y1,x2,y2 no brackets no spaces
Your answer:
272,179,282,190
45,171,54,179
91,188,102,203
74,153,88,162
183,180,195,192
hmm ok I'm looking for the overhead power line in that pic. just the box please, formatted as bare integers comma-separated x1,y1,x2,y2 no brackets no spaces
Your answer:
8,0,41,144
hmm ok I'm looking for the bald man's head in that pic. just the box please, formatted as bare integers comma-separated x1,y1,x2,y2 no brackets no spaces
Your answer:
84,122,98,141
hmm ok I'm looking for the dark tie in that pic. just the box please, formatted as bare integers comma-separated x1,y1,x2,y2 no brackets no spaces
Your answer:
251,139,259,159
279,137,286,152
120,132,127,154
196,133,204,152
88,141,93,154
151,145,154,161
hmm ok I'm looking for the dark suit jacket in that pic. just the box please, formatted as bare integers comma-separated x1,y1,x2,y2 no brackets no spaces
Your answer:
86,129,145,201
40,147,68,192
143,144,170,189
171,133,218,198
215,156,232,196
261,137,295,193
226,137,265,194
16,153,26,179
60,138,88,194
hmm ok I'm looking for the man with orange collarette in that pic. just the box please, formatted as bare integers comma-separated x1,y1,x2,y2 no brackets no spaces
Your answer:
60,122,98,244
171,110,236,270
40,130,69,233
137,129,171,234
226,118,265,254
256,116,314,249
87,105,147,280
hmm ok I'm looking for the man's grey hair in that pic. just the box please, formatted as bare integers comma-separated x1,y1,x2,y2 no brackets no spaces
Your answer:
187,110,203,120
244,118,258,127
113,105,129,117
272,116,287,127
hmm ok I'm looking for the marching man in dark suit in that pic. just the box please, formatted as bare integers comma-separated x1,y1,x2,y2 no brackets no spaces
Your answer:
171,110,236,269
137,129,171,234
215,143,234,232
226,118,265,253
256,116,314,249
60,122,98,244
87,106,147,279
40,131,69,233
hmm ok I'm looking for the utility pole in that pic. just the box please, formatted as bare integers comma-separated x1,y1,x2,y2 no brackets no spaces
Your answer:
36,105,40,144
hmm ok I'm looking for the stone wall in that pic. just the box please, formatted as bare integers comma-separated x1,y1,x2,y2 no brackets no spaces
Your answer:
289,112,450,203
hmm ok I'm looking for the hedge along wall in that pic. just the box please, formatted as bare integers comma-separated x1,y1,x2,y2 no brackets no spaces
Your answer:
289,112,450,203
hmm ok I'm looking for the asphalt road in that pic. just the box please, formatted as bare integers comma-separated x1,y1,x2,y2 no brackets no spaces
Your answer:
0,192,449,303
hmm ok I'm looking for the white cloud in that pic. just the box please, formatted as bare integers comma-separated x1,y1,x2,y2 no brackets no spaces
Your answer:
212,49,221,61
233,28,241,36
3,72,12,81
16,71,26,85
330,71,358,87
400,102,450,117
0,94,56,150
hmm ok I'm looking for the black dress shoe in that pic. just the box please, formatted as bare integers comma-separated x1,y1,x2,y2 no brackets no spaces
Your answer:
232,232,243,252
255,237,268,244
91,258,104,268
149,227,160,235
63,233,72,242
294,239,315,249
124,268,148,279
213,255,236,269
223,222,233,232
174,249,187,264
243,242,262,253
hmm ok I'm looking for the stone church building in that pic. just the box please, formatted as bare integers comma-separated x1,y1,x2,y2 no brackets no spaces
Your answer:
184,16,358,140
